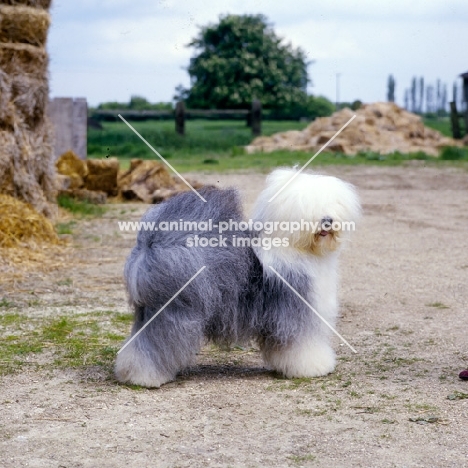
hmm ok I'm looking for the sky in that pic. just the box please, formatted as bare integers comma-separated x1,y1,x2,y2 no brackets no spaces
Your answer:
47,0,468,107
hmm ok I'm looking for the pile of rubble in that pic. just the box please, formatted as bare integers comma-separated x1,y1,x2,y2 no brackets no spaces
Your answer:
246,102,461,156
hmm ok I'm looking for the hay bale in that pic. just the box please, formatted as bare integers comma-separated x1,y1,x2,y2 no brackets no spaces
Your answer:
0,44,48,128
0,42,48,75
0,5,50,47
0,193,58,248
0,120,57,217
118,159,177,203
55,150,87,190
84,158,119,195
0,72,48,128
0,0,52,9
118,160,203,203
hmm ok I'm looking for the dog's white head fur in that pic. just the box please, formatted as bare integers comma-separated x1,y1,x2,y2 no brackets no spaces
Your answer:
252,168,361,256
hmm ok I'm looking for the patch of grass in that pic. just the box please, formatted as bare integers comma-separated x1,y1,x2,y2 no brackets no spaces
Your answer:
111,313,134,324
405,402,438,412
55,221,76,235
440,146,468,161
0,298,15,309
288,454,316,465
0,311,130,376
426,302,449,309
288,377,313,388
120,383,146,391
58,195,106,218
0,313,22,325
88,119,309,159
57,278,73,287
423,117,452,137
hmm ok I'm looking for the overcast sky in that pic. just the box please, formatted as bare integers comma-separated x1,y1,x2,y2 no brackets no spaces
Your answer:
48,0,468,107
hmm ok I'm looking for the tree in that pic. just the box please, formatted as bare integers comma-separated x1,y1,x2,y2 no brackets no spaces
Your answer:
387,75,396,102
404,89,409,110
441,83,447,115
410,77,417,112
418,77,424,113
426,85,434,113
176,14,311,112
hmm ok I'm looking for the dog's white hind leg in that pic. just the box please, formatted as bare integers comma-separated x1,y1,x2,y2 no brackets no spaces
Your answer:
262,333,336,378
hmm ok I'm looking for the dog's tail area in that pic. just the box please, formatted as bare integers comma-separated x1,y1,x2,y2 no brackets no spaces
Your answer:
123,186,246,313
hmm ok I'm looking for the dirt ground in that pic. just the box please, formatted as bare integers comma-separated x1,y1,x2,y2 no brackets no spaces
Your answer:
1,164,468,468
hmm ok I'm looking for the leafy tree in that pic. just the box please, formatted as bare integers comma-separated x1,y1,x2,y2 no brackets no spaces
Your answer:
97,96,172,111
269,95,334,120
176,14,312,113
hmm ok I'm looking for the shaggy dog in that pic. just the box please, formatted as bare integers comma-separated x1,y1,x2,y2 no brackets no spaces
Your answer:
115,168,361,387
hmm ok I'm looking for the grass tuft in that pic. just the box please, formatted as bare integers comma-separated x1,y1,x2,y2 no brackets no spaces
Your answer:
426,302,449,309
58,195,106,218
0,311,132,376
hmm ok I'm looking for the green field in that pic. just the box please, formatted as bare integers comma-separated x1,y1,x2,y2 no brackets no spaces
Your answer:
88,118,468,172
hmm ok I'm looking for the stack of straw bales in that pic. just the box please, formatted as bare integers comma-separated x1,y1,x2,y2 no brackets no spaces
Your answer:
54,152,204,204
246,102,461,156
0,0,56,217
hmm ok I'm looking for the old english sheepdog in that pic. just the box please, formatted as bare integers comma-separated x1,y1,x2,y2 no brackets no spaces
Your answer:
115,168,361,387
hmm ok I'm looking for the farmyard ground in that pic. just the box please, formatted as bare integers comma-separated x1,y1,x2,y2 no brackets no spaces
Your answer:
1,165,467,468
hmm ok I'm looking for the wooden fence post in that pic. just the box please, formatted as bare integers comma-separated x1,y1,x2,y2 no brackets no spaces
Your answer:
251,100,261,137
246,110,252,128
175,101,185,135
450,101,461,139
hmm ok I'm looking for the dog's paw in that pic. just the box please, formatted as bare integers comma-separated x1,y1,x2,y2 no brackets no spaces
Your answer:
114,345,174,388
263,340,336,378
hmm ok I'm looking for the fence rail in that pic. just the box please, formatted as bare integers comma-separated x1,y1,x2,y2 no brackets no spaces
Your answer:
93,109,250,119
91,101,263,136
